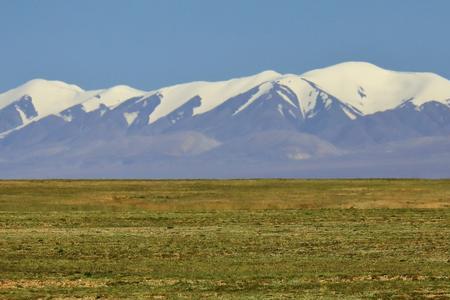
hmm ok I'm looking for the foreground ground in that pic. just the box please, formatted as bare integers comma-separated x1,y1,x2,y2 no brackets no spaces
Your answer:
0,179,449,299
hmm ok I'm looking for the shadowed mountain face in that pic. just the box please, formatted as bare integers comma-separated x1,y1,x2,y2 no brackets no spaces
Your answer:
1,62,450,178
0,96,38,133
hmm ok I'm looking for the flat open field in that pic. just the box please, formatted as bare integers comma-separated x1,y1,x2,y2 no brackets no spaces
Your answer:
0,180,449,299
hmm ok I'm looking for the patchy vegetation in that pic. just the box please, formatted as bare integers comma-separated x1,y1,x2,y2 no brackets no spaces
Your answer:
0,180,449,299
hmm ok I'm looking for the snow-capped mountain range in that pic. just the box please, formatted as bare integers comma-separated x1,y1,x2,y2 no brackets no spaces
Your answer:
1,62,450,178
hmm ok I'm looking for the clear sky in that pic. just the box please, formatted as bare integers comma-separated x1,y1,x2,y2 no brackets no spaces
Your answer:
1,0,449,91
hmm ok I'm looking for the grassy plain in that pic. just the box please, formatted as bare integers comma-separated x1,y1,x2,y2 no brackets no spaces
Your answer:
0,179,449,299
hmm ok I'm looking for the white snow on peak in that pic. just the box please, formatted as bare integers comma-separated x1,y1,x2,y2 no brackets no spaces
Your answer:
81,85,145,113
15,106,29,123
275,76,322,117
61,114,73,122
233,82,274,116
123,111,139,126
300,61,450,114
0,79,147,129
145,70,282,124
275,88,297,108
342,107,357,120
0,79,86,118
2,62,450,137
277,104,284,116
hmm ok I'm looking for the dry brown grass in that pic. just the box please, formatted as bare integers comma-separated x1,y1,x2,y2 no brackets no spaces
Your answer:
1,179,449,212
1,180,450,299
0,279,107,289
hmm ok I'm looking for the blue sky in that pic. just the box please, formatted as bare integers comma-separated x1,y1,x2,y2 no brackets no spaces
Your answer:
1,0,449,91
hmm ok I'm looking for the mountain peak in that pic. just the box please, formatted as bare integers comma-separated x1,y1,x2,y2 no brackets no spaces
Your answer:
81,85,146,113
145,69,282,123
300,61,450,114
0,78,86,116
252,70,282,78
301,61,389,79
19,78,84,94
1,64,450,178
1,63,450,137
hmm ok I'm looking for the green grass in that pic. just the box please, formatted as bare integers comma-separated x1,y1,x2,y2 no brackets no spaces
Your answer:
0,180,449,299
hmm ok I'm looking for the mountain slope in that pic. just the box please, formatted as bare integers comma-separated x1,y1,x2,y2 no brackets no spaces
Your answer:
0,79,85,115
143,70,282,123
0,80,145,136
1,62,450,178
301,62,450,114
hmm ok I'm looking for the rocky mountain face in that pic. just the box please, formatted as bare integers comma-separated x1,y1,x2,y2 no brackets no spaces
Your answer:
1,62,449,178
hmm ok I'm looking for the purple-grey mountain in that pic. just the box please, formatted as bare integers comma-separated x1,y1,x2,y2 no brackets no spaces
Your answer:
1,62,450,178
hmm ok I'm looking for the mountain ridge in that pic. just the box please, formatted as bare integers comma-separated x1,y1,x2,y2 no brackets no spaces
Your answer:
1,62,450,178
2,62,450,135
